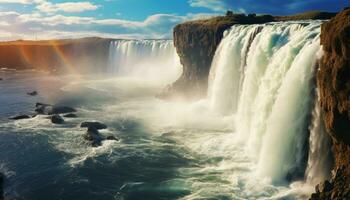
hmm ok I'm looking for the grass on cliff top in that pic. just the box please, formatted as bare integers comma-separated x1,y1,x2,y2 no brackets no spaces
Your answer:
275,11,336,21
181,10,336,27
0,37,111,46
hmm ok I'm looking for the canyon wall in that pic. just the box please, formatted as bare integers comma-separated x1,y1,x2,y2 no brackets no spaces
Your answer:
161,11,335,99
312,8,350,199
0,37,111,74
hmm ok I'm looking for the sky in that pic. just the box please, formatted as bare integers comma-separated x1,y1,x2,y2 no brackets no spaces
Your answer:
0,0,348,40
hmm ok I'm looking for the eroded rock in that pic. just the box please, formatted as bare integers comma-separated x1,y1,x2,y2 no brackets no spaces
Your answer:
0,172,3,200
310,167,350,200
27,91,38,96
9,114,33,120
80,121,107,130
106,136,119,141
35,103,76,115
314,7,350,199
83,127,103,147
63,113,78,118
51,114,64,124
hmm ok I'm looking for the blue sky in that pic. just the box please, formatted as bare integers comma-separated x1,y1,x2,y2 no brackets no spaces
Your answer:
0,0,348,40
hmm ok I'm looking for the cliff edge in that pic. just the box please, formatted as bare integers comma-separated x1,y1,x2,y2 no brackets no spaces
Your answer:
160,11,336,100
0,37,112,73
312,7,350,199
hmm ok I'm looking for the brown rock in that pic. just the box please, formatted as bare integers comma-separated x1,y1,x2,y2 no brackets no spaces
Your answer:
315,7,350,199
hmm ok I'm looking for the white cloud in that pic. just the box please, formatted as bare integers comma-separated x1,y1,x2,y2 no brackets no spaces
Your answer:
0,8,218,40
189,0,228,12
36,1,99,13
0,0,33,4
0,0,100,13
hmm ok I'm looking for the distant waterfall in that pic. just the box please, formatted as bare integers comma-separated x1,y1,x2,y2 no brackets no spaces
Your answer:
107,40,182,83
208,21,332,183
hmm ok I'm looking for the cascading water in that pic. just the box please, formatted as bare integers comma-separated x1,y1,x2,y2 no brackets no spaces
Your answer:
208,25,262,115
107,40,182,84
0,21,337,200
305,89,333,185
208,21,333,185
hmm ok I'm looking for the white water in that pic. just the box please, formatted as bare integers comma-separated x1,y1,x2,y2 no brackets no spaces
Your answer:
107,40,182,84
208,25,262,115
305,89,333,185
0,22,335,200
208,21,332,185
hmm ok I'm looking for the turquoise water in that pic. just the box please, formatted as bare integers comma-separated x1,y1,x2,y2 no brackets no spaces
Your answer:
0,70,313,200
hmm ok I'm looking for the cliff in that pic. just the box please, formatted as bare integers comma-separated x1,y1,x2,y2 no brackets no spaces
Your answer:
160,11,336,99
0,37,112,74
312,8,350,199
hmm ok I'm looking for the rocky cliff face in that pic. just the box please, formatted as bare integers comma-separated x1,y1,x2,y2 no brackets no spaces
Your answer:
0,37,111,74
160,13,274,99
161,11,336,100
313,8,350,199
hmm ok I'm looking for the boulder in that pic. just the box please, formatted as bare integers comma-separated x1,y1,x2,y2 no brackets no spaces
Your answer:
50,106,76,115
83,127,103,147
0,172,3,200
27,91,38,96
80,121,107,130
35,103,52,114
51,114,64,124
35,103,76,115
9,114,33,120
63,113,78,118
106,136,119,141
35,102,51,107
316,180,333,193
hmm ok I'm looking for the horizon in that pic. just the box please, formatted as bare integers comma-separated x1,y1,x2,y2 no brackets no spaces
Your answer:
0,0,348,41
0,4,350,200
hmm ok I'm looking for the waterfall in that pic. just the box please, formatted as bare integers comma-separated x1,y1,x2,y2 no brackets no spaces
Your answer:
305,89,333,185
208,25,262,115
107,40,182,83
208,21,332,183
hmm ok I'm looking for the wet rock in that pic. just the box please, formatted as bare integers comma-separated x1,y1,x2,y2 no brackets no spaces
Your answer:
35,102,51,107
50,106,76,115
63,113,78,118
310,167,350,200
83,127,103,147
51,114,64,124
34,103,52,114
316,180,333,193
80,121,107,130
35,103,76,115
314,8,350,199
27,91,38,96
106,136,119,141
0,173,3,200
9,114,33,120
